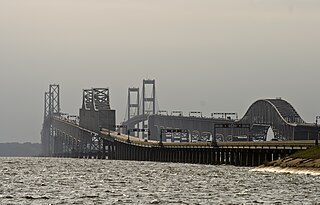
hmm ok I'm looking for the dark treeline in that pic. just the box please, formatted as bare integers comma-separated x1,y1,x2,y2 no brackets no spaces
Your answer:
0,142,41,157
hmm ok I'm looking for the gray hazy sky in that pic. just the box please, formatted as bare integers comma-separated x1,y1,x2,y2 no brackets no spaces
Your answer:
0,0,320,143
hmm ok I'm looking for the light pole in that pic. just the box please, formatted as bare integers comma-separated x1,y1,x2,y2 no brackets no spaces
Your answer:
316,116,320,145
127,130,130,143
159,129,163,146
316,116,320,125
212,124,217,147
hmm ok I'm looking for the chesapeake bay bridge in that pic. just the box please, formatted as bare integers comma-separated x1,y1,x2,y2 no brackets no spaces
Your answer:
41,80,320,166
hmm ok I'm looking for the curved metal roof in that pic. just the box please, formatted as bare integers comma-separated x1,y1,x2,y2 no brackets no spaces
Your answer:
265,99,300,118
264,98,304,124
239,98,305,125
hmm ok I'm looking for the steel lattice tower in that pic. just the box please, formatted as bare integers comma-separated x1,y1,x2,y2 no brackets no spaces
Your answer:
41,84,60,156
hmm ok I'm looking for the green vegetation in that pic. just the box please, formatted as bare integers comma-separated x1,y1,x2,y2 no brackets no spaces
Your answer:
290,146,320,160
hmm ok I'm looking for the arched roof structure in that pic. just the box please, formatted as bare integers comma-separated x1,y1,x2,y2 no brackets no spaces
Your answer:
238,98,305,140
265,99,304,124
240,99,304,125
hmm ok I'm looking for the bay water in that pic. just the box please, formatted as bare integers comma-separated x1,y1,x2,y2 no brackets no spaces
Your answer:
0,157,319,204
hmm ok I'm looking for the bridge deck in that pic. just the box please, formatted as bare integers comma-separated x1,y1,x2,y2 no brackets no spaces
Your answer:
100,130,315,150
50,118,316,166
54,117,316,150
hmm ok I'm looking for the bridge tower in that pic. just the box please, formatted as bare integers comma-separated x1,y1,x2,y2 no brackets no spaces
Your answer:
82,89,94,110
93,88,111,110
127,87,140,121
49,84,61,116
142,79,156,138
126,87,140,136
79,88,115,132
41,84,61,156
122,79,156,139
142,79,156,116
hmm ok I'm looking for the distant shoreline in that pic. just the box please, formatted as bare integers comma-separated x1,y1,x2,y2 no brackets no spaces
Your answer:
0,142,41,157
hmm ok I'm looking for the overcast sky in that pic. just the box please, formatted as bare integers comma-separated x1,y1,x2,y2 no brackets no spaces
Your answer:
0,0,320,143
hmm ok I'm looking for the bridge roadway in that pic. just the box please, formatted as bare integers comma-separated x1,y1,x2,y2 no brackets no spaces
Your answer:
52,117,315,166
105,129,315,149
105,132,316,166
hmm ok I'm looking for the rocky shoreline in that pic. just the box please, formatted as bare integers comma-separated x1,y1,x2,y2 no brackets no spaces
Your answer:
264,157,320,169
253,157,320,174
252,146,320,175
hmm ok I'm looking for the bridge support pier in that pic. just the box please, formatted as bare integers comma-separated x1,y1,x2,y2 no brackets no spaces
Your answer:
210,149,216,165
252,150,258,166
225,149,230,165
247,149,253,166
220,149,225,165
216,149,221,165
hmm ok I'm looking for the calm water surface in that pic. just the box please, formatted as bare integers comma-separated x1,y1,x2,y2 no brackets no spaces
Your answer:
0,157,319,204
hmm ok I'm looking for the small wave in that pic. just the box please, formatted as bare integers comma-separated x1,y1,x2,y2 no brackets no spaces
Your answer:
80,195,99,199
1,195,14,199
251,167,320,176
23,195,50,200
